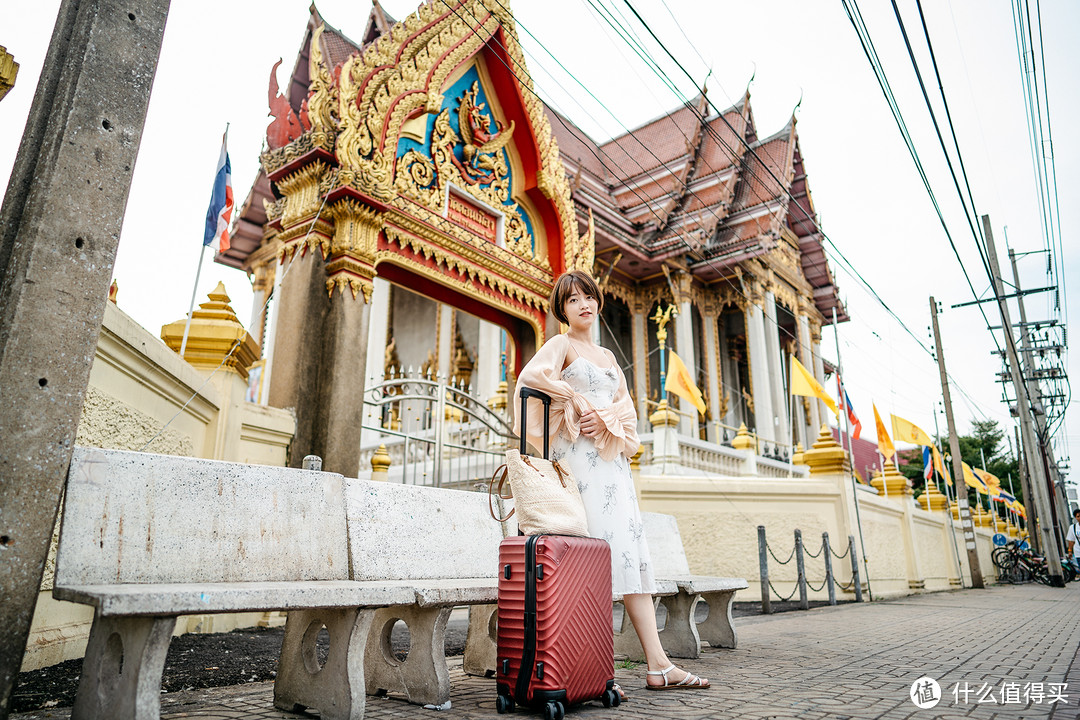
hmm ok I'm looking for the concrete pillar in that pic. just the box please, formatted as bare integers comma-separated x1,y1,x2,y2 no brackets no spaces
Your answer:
763,291,789,452
315,295,372,477
702,311,721,443
631,301,649,434
746,302,775,445
0,0,171,708
267,250,329,465
798,313,820,441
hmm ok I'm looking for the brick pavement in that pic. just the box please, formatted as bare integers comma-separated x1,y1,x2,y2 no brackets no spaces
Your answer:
15,583,1080,720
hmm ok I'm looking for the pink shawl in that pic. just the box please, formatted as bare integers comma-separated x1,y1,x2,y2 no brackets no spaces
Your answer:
513,334,640,462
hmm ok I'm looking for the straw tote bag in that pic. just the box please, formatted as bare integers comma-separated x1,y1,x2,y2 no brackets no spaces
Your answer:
489,388,589,537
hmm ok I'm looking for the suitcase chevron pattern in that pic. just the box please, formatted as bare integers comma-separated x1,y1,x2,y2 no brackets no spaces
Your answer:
496,535,617,716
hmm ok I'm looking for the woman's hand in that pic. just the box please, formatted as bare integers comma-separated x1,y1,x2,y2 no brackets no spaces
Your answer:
579,409,603,439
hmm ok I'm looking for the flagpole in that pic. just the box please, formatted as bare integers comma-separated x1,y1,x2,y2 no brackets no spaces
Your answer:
831,306,871,601
935,404,964,587
179,242,207,358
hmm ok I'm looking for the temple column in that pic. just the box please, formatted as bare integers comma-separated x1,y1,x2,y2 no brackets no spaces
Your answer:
762,288,790,452
631,296,650,434
797,311,820,443
247,243,277,349
745,299,775,446
362,277,392,429
264,158,335,463
718,314,740,432
672,272,696,437
476,320,502,406
309,199,382,477
436,304,454,380
701,303,722,444
810,320,828,427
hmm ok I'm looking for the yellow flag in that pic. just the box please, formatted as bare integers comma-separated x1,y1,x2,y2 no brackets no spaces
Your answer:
872,403,895,462
789,356,838,416
961,462,987,494
890,414,934,447
973,468,1001,498
665,350,706,416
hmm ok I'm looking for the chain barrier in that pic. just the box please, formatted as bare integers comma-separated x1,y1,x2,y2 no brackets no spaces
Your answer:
767,579,800,603
761,528,865,609
766,541,795,566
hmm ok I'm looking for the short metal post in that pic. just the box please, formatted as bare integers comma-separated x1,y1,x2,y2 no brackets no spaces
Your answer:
795,529,808,610
823,532,836,606
849,535,863,602
302,455,323,471
757,526,772,614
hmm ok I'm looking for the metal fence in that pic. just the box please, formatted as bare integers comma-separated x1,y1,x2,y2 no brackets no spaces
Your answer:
359,370,515,487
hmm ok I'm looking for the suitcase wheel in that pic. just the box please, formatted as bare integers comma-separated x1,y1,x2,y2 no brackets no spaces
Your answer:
542,701,565,720
496,694,515,714
602,688,621,708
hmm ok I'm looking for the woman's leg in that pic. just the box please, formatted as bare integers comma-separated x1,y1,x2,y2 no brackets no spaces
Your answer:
622,593,709,688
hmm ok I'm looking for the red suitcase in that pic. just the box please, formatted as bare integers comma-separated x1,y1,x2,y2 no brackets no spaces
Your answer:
495,388,620,719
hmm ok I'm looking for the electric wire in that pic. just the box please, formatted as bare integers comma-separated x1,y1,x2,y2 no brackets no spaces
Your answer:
472,0,1006,425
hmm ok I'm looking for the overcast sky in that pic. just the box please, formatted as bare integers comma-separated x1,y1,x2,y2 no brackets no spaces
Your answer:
2,0,1076,478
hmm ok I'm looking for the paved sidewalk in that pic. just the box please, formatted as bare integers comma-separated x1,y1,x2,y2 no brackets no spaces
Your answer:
15,583,1080,719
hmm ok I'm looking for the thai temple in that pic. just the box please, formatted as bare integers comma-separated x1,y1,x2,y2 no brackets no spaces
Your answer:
219,0,846,479
22,0,1012,674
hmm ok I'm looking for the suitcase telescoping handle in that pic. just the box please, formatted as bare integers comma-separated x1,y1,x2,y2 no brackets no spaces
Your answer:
518,387,552,459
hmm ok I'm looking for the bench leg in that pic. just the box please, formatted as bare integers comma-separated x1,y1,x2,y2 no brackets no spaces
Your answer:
656,591,702,659
364,605,452,706
463,604,498,677
696,590,738,649
611,599,650,663
275,608,374,720
72,612,176,720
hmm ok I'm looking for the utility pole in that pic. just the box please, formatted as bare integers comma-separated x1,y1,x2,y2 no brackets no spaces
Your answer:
930,296,984,588
982,216,1064,586
1008,249,1068,537
1014,424,1038,551
0,1,172,713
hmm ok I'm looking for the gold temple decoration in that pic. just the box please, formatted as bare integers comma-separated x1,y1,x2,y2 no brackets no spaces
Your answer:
0,46,18,103
731,423,754,451
450,325,475,387
918,477,948,512
871,460,913,497
802,424,850,475
648,303,679,427
160,282,260,379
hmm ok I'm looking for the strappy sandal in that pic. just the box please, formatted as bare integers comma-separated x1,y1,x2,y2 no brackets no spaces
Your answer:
645,664,711,691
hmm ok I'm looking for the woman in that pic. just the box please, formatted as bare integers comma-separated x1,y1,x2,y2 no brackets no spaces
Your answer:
514,270,710,692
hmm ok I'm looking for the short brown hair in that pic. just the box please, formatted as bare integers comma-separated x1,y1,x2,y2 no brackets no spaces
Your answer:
550,270,604,325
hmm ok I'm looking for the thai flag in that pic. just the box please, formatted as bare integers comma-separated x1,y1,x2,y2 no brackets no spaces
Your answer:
203,132,233,253
922,446,934,482
836,375,862,440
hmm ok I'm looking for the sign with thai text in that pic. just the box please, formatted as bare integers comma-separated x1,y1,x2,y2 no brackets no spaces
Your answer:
447,193,499,244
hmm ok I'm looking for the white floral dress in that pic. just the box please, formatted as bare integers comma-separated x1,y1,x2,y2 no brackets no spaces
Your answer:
550,356,656,595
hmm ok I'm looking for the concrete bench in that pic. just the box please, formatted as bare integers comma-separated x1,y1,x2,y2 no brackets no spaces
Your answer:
612,512,747,660
54,447,416,720
343,477,510,708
